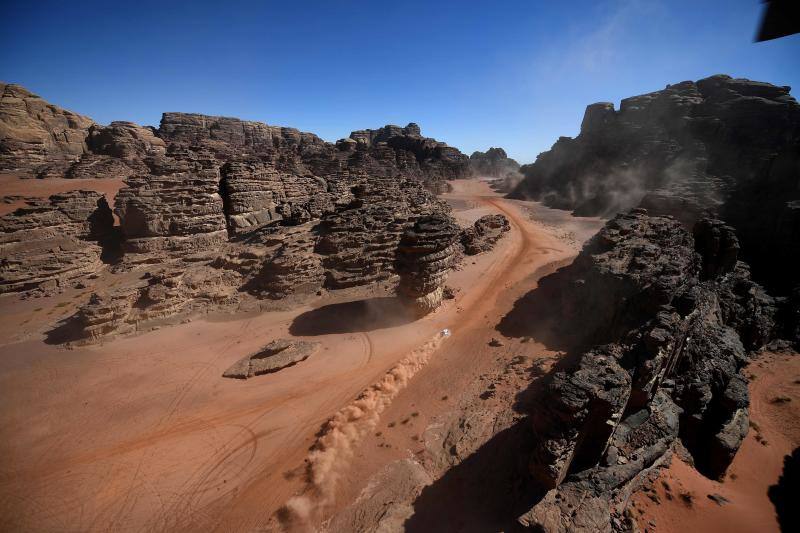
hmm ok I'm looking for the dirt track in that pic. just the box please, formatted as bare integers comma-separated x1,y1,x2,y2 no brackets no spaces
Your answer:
0,178,600,531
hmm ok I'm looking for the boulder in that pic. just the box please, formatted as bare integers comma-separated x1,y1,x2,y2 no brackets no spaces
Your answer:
223,339,320,379
461,213,510,255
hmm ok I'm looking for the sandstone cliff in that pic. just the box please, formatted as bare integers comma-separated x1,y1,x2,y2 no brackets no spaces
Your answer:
0,83,94,177
0,84,471,341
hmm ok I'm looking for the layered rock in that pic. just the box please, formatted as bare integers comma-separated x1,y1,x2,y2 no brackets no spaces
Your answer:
220,157,332,234
72,261,242,342
461,214,510,255
0,190,113,293
347,123,470,192
0,83,94,177
517,209,778,531
0,84,476,341
222,339,320,379
114,149,228,253
396,213,461,315
315,178,430,290
67,121,166,180
511,75,800,295
236,224,325,299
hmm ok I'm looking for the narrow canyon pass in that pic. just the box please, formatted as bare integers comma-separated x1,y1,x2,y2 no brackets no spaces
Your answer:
1,28,799,533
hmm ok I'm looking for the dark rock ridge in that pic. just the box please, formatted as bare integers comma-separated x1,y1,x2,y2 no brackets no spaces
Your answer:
461,214,510,255
469,147,520,178
0,84,470,340
0,190,114,293
513,209,778,531
510,75,800,296
396,213,461,315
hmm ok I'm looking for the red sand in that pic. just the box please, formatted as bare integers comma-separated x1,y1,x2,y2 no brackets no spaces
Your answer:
0,173,126,216
633,350,800,533
0,179,601,531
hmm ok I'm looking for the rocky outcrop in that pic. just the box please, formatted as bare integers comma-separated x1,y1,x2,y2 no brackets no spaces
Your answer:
220,158,332,234
237,224,325,299
511,75,800,295
516,209,778,531
461,214,510,255
348,123,470,192
0,83,94,177
222,339,320,379
315,178,434,290
0,190,113,293
67,121,166,180
114,149,228,253
469,147,520,178
396,213,461,315
0,84,476,340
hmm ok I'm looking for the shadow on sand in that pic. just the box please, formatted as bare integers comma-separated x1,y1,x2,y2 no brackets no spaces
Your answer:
289,297,417,336
769,447,800,532
405,255,610,530
496,262,593,354
404,420,545,532
44,315,84,345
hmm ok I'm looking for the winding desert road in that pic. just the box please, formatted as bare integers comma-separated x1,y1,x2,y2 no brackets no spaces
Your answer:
0,179,596,532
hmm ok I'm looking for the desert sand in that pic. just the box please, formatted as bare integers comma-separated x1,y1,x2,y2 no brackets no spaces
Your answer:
0,178,602,531
632,350,800,533
0,173,126,215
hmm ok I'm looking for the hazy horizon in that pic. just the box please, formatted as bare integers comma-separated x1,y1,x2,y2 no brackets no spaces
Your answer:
2,0,799,164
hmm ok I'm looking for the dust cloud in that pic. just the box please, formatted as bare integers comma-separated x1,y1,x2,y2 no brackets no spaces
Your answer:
280,330,450,528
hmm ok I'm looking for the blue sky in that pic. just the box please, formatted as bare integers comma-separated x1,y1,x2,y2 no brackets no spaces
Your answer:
1,0,798,163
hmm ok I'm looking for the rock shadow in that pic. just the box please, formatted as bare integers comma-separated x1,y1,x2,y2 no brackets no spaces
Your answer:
44,315,84,345
769,446,800,532
496,262,593,354
405,420,545,532
289,297,416,335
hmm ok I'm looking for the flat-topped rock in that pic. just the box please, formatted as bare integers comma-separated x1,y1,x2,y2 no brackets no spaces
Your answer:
396,213,461,315
223,339,321,379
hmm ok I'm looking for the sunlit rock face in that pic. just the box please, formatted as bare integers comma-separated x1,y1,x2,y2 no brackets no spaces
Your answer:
396,213,461,316
0,84,473,343
0,83,95,177
0,190,114,294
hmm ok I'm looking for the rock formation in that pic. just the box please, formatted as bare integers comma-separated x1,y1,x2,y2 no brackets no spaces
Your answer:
510,75,800,296
348,123,469,193
0,84,476,341
514,209,778,531
0,190,114,293
469,147,520,178
222,339,320,379
0,83,94,177
69,121,166,180
396,214,461,315
461,214,510,255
